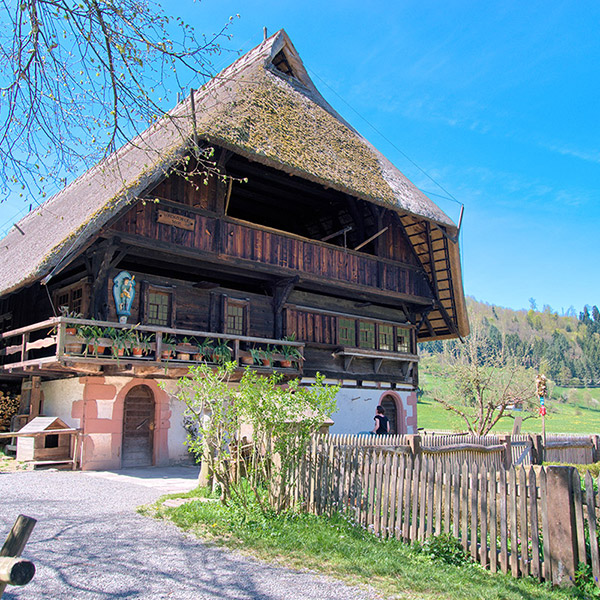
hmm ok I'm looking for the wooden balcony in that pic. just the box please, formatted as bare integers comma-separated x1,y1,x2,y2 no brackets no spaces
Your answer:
110,200,432,303
0,318,304,379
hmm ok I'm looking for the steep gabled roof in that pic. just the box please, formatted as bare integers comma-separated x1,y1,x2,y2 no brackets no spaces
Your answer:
0,29,467,339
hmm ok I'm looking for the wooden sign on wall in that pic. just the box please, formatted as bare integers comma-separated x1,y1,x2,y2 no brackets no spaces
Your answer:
156,210,195,231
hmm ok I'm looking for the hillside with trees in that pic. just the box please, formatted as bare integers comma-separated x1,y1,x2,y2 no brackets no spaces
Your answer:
420,297,600,388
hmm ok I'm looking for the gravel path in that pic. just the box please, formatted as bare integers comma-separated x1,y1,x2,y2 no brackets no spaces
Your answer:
0,468,380,599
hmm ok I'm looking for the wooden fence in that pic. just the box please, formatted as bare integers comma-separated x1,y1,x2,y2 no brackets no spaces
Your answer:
324,432,600,468
292,436,600,586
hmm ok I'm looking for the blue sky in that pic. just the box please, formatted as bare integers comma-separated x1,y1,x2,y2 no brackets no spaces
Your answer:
2,0,599,315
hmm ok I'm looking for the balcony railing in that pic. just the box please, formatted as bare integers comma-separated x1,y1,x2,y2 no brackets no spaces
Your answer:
0,317,304,377
110,201,431,301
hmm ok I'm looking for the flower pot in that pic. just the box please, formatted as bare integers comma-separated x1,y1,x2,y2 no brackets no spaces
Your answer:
279,359,292,368
260,358,271,367
132,347,144,357
177,352,191,361
161,350,173,360
88,344,106,356
65,327,83,354
240,356,254,366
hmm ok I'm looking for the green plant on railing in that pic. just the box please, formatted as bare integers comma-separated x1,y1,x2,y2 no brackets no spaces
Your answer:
131,329,153,357
278,335,303,367
177,336,197,360
160,333,177,360
212,340,232,364
196,338,214,362
77,323,106,357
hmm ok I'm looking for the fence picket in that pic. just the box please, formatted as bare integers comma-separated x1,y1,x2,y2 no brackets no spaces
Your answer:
403,455,414,541
509,467,519,578
518,467,529,578
499,468,508,574
489,467,498,574
470,463,479,561
539,468,552,582
571,468,586,568
585,471,600,583
410,457,421,542
480,469,488,569
461,462,469,553
528,467,541,580
452,464,460,539
395,453,407,540
426,459,435,538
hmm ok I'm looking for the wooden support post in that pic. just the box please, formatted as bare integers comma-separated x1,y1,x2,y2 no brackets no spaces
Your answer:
546,466,578,586
0,514,37,596
591,435,600,463
406,434,421,459
29,377,42,420
271,277,298,339
499,434,512,470
530,434,544,465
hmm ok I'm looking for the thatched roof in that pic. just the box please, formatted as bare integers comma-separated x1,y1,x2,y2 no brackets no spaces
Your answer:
0,29,467,339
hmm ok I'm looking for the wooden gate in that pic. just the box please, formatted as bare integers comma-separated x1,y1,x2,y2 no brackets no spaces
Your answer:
122,385,155,468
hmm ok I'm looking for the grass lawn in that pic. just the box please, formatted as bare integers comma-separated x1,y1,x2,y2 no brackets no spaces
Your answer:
419,371,600,434
146,488,587,600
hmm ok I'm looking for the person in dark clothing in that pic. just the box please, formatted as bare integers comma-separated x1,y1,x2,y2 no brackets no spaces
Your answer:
372,405,389,435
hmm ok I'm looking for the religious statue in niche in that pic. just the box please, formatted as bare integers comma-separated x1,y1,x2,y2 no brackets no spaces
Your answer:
112,271,136,323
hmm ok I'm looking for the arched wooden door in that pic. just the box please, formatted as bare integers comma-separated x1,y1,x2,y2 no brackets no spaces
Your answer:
122,385,155,467
381,395,399,434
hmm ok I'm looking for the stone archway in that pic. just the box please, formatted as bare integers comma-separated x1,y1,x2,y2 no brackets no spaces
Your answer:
122,384,155,467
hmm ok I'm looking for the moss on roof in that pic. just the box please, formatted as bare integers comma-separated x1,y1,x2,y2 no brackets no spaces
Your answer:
198,68,398,206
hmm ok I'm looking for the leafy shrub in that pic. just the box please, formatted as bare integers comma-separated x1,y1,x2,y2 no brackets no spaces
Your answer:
413,533,470,566
574,562,600,598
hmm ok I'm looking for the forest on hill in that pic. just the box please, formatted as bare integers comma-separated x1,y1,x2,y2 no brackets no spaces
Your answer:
420,297,600,388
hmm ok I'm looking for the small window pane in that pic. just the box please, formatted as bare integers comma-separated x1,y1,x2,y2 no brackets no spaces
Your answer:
359,322,375,349
378,324,394,351
338,318,356,346
396,328,411,353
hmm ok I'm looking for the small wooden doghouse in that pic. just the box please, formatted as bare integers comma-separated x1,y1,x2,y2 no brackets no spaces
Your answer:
16,417,73,464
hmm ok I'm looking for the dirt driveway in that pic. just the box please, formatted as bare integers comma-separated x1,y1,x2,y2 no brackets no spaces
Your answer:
0,467,379,599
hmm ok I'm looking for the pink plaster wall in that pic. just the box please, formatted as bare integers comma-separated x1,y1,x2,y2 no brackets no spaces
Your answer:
406,391,418,433
76,377,172,470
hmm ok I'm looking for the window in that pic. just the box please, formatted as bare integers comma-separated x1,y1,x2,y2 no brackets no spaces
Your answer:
147,291,171,326
396,328,411,353
53,280,89,316
359,321,375,349
338,318,356,346
378,324,394,351
141,282,174,327
226,299,248,335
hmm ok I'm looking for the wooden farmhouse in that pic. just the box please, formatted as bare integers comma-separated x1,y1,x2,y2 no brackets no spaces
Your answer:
0,30,468,470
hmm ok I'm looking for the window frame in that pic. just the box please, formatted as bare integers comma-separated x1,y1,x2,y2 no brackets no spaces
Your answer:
224,297,249,336
141,282,175,327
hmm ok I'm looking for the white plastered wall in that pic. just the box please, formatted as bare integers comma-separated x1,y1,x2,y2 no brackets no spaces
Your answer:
40,377,85,428
328,386,416,435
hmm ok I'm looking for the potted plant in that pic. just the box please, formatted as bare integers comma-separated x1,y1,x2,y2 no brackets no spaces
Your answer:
212,339,232,364
160,333,176,360
194,338,213,362
250,346,273,367
106,327,129,358
60,306,83,354
176,336,197,361
278,337,303,368
131,329,152,357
